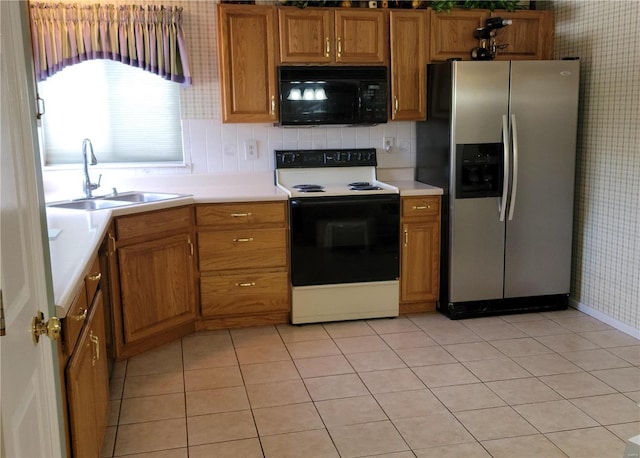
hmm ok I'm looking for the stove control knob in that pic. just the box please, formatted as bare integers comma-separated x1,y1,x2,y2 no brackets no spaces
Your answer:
353,151,362,161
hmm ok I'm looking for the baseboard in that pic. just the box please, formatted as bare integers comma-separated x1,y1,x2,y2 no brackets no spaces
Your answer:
569,298,640,339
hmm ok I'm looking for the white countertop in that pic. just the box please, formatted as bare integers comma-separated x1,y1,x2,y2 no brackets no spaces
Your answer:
46,172,442,317
387,180,444,196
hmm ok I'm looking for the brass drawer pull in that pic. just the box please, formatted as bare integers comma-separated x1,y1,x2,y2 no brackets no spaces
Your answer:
87,272,102,282
412,205,431,210
69,308,88,321
90,331,100,366
233,237,254,243
231,212,252,218
403,229,408,247
236,282,256,287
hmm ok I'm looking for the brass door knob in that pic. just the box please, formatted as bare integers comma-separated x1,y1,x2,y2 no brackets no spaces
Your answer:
31,311,61,344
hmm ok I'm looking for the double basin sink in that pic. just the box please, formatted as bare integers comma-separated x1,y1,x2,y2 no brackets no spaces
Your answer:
47,191,189,211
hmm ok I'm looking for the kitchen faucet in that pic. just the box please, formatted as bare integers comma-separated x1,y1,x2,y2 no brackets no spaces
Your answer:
82,138,101,198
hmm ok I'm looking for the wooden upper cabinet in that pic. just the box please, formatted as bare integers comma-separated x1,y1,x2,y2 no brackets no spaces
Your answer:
217,4,278,123
492,10,554,60
390,10,429,121
334,9,387,64
278,7,387,65
430,9,488,62
278,8,332,63
430,8,554,62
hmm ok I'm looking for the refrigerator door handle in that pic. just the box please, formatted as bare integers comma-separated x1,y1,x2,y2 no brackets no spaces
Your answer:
499,114,510,222
508,114,519,220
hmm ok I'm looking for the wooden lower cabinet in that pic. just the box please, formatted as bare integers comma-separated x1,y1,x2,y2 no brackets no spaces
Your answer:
196,201,290,329
65,291,109,458
118,234,197,343
57,253,110,458
201,270,289,317
400,195,441,313
107,206,197,359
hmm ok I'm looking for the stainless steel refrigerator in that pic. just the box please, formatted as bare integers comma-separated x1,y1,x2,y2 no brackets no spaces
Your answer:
416,60,580,319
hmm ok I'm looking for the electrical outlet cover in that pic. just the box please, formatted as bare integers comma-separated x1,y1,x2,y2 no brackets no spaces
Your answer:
244,140,258,160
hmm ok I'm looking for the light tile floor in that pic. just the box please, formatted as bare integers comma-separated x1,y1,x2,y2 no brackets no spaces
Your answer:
102,308,640,457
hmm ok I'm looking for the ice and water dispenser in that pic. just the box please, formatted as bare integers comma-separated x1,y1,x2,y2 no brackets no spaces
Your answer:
455,143,503,199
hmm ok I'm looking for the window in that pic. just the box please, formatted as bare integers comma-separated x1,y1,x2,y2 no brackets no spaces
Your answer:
38,59,184,166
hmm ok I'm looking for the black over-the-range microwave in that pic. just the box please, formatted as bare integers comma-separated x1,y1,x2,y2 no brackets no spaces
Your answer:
278,65,388,127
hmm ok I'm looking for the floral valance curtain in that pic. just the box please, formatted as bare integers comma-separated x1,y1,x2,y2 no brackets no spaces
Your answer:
29,2,192,86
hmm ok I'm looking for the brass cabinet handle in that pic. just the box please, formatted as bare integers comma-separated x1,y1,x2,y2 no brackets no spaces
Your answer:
233,237,254,243
236,282,256,287
187,237,194,256
230,212,252,218
337,37,342,57
271,95,276,115
394,96,399,114
87,272,101,282
90,331,100,366
403,229,408,247
108,233,116,255
412,205,431,210
69,308,88,322
325,37,330,57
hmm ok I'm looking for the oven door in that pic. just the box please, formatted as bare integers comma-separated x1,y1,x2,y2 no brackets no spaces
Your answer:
289,194,400,286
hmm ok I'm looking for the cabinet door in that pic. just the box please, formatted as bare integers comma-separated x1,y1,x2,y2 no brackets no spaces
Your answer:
218,4,278,122
118,233,197,343
401,221,440,303
279,7,333,63
430,9,488,62
66,293,108,458
334,9,387,64
492,10,554,61
390,10,429,120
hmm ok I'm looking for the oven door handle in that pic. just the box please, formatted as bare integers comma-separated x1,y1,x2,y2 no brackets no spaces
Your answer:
290,195,399,207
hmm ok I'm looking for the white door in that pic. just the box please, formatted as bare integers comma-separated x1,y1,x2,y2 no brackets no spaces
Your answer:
1,2,64,457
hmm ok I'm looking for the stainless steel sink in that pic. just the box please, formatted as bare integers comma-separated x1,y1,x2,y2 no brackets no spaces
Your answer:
104,191,184,203
47,199,132,211
47,191,190,211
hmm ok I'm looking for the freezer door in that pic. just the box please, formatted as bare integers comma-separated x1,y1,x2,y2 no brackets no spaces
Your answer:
504,60,579,298
449,61,510,302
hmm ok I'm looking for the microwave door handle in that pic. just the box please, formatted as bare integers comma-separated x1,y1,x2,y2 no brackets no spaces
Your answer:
499,114,510,222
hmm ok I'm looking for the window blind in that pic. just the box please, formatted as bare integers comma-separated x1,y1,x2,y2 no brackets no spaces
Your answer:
38,59,183,165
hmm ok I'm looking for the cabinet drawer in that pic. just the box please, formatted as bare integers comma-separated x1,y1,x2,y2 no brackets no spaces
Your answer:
198,228,287,271
402,196,440,219
196,202,286,227
116,206,192,241
85,255,101,304
200,271,289,317
63,284,89,357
